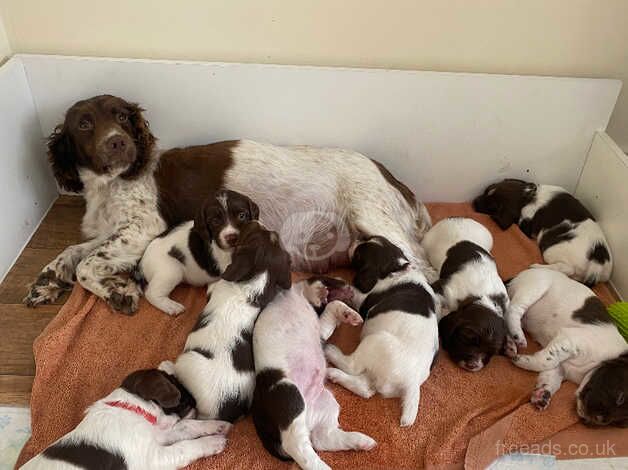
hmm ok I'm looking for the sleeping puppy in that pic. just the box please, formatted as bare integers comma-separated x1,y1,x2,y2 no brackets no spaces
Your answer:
506,267,628,425
138,189,259,315
252,277,375,470
325,236,439,427
168,222,292,422
421,217,508,371
473,179,612,285
20,368,230,470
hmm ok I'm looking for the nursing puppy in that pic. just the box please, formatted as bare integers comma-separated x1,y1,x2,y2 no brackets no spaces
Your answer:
325,236,439,427
138,190,259,315
170,222,291,422
21,368,230,470
252,277,375,470
506,268,628,426
473,179,612,285
421,217,508,371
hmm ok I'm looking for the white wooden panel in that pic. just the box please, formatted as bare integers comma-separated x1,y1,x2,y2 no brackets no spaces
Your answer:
19,54,620,202
0,58,58,282
575,132,628,299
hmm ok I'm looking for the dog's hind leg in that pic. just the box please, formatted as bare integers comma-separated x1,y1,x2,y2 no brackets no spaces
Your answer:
281,412,329,470
326,368,374,399
400,381,421,427
530,367,565,410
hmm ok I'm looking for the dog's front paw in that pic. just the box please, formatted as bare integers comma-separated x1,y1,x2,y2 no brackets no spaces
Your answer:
199,435,228,456
504,336,518,358
107,288,140,315
24,269,73,307
307,280,329,308
531,388,552,410
510,332,527,349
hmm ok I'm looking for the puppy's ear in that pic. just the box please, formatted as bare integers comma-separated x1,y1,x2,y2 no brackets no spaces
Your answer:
353,267,378,293
48,125,83,192
122,370,181,409
492,206,519,230
276,252,292,290
249,198,260,221
438,312,457,344
222,246,255,282
193,203,212,241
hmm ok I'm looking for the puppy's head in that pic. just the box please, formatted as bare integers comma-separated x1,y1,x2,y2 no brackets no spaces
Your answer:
121,368,196,418
439,301,506,371
221,222,292,304
193,190,260,250
577,352,628,427
48,95,155,192
472,179,536,230
349,236,409,293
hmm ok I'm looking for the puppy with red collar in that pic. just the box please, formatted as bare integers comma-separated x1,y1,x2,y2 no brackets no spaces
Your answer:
421,217,508,372
20,368,231,470
138,190,259,315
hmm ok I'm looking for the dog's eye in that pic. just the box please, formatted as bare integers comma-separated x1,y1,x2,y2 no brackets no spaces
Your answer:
117,113,128,123
238,211,249,221
211,217,222,226
78,119,93,131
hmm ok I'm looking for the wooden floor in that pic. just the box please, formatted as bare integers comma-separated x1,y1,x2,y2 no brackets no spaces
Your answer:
0,195,84,405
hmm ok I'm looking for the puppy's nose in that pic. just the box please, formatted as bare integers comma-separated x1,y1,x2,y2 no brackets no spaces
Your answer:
106,135,127,154
225,233,239,246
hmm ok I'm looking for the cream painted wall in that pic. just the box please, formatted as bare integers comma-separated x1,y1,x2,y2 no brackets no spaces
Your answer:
0,0,626,148
0,9,10,62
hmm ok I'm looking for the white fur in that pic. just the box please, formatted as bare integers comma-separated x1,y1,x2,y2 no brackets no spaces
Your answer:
139,221,231,315
20,387,229,470
253,280,375,470
421,217,506,320
325,266,439,427
505,268,627,409
26,140,434,310
521,185,612,284
172,272,268,419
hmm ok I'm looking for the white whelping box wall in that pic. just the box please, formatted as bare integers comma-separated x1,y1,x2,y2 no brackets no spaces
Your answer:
0,54,624,291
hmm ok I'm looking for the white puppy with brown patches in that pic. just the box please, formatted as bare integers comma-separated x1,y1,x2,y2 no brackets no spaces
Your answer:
252,278,375,470
325,236,439,427
506,267,628,421
137,190,259,315
20,368,230,470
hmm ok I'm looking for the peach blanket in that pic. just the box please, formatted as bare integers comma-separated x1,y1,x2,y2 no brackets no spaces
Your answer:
17,203,625,469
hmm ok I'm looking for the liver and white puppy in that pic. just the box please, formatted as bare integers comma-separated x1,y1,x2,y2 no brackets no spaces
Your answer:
421,217,508,371
325,236,439,427
506,268,628,425
21,368,230,470
473,179,612,285
138,190,259,315
169,222,291,422
26,95,433,314
252,277,375,470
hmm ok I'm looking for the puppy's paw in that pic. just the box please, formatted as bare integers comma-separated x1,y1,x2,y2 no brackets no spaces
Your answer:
504,336,518,358
199,435,228,456
349,432,377,451
156,298,185,316
107,290,140,315
204,420,232,436
158,360,176,374
531,388,552,410
24,269,72,307
304,280,329,308
510,332,527,349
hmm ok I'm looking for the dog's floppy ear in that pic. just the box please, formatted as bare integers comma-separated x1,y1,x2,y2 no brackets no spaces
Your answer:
47,125,83,193
492,205,519,230
122,370,181,408
122,102,156,180
249,198,260,221
222,245,256,282
353,266,378,293
275,251,292,290
193,202,212,241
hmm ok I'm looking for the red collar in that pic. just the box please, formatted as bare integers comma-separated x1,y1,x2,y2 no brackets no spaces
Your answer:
104,400,157,425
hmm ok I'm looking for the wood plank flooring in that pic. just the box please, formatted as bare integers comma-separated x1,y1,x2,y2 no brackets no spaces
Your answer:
0,195,83,405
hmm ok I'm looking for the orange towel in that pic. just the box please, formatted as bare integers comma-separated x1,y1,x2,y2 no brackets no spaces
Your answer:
16,203,625,469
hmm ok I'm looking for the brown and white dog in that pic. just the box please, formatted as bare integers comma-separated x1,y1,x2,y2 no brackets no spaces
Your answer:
25,95,433,314
20,368,231,470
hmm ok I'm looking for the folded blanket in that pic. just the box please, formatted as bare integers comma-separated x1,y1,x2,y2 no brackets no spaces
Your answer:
16,203,623,469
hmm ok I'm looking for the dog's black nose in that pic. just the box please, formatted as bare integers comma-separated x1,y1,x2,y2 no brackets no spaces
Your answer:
106,135,127,153
225,233,239,246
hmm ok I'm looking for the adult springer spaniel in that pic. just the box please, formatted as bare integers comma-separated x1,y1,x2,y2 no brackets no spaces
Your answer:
25,95,433,314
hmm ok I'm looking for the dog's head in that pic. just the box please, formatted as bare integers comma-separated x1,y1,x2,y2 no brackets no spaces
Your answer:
577,352,628,427
193,190,260,250
48,95,155,192
439,300,506,371
349,236,409,293
221,222,292,306
121,368,196,418
472,179,536,230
